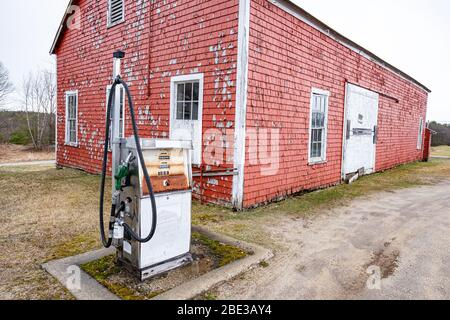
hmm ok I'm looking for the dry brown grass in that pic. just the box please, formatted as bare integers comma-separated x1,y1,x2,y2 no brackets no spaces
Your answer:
431,145,450,157
0,165,107,299
1,159,450,299
0,144,54,164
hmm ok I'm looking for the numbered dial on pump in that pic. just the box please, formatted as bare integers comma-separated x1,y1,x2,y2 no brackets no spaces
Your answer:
141,149,190,194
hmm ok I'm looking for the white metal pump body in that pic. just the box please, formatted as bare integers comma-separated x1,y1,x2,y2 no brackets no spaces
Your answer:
109,54,193,280
115,139,193,280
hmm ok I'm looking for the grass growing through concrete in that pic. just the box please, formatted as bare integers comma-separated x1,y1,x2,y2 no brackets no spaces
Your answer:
192,232,248,267
81,255,150,300
80,233,248,300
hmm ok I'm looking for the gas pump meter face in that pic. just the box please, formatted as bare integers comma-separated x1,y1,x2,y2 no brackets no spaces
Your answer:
140,148,191,195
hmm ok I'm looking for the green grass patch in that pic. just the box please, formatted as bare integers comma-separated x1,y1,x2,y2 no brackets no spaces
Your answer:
80,255,161,300
203,292,218,300
48,234,100,261
192,160,450,225
192,201,234,225
246,161,441,218
192,232,248,267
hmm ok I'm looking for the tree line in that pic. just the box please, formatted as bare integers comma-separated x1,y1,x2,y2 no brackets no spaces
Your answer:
429,121,450,147
0,62,55,150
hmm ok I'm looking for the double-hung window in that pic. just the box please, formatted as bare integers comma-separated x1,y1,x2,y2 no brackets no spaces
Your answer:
417,117,424,150
65,91,78,146
309,88,329,164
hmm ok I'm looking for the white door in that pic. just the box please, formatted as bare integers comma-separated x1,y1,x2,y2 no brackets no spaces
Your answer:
343,84,379,177
170,74,204,165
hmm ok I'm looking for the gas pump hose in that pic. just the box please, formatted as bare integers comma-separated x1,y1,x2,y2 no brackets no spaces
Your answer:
100,76,158,248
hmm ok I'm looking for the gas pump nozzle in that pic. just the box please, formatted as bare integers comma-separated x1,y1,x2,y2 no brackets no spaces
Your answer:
111,153,136,244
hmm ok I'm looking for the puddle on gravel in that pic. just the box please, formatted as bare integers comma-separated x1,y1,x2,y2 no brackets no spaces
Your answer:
336,240,401,296
367,247,400,279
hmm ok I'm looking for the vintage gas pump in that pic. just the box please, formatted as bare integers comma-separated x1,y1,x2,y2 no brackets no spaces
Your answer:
99,51,193,280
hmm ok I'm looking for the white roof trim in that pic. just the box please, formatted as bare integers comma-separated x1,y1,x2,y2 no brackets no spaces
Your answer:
50,0,75,54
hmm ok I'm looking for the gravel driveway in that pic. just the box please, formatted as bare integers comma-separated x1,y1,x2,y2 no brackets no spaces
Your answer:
214,181,450,300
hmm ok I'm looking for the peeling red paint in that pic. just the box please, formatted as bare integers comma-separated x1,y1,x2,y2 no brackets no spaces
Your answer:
56,0,239,204
243,0,429,207
55,0,428,209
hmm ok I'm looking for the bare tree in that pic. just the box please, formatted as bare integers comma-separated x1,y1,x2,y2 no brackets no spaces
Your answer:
0,62,14,109
21,70,56,150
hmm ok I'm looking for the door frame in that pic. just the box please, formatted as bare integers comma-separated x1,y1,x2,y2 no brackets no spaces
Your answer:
169,73,204,165
341,83,379,179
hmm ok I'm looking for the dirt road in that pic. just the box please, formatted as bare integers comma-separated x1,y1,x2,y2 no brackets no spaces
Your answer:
214,182,450,300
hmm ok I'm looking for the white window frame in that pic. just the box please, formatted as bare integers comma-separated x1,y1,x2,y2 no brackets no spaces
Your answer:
65,90,78,147
417,117,424,150
308,88,330,164
170,73,204,165
106,85,126,149
107,0,125,28
172,76,202,121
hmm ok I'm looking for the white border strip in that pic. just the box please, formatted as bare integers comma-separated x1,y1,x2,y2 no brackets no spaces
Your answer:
232,0,251,210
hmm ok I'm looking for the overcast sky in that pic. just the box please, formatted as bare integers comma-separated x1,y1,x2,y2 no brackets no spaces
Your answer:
0,0,449,121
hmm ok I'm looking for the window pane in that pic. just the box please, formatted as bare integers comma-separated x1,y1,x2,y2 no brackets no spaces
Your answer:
316,143,322,157
192,102,199,120
68,95,74,119
313,113,319,128
319,113,325,127
176,102,184,120
313,129,317,142
310,92,328,161
184,102,192,120
193,82,200,101
185,83,193,101
177,84,184,101
311,143,317,158
67,103,77,143
313,95,320,111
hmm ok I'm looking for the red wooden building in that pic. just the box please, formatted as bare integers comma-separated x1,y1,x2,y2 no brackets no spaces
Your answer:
51,0,430,209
